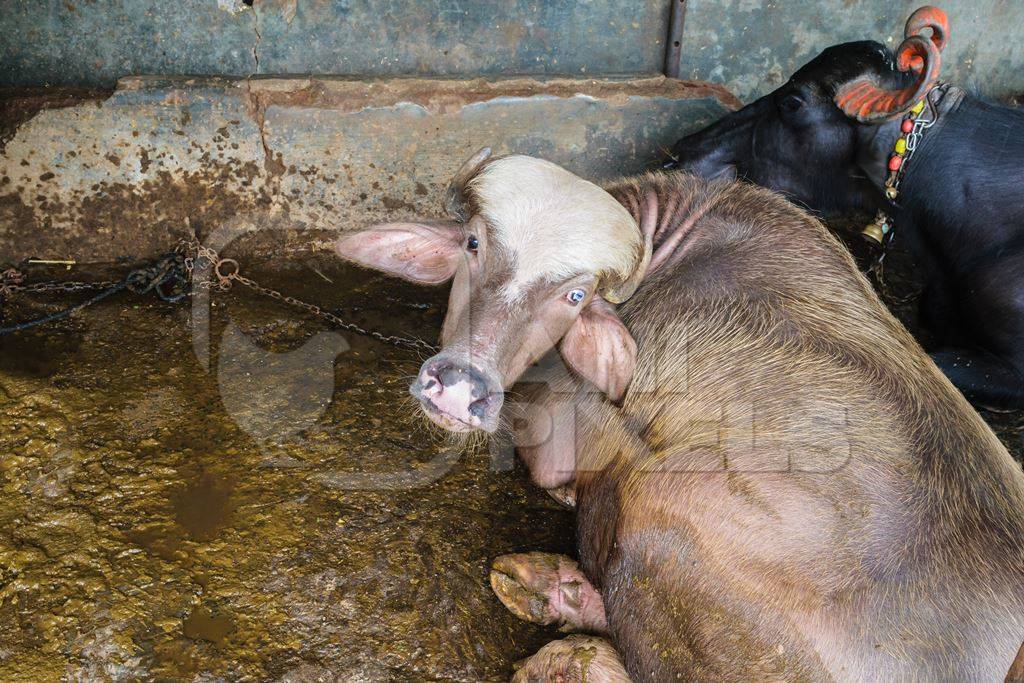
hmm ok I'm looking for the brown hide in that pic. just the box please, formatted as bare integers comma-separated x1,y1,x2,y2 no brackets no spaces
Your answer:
1008,642,1024,682
563,173,1024,681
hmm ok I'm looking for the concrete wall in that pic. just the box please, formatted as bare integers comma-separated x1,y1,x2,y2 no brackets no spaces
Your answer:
2,2,1019,262
679,0,1024,101
0,76,735,261
4,2,1021,101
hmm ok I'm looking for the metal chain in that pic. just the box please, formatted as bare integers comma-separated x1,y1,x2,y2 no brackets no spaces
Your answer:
179,237,439,353
232,271,438,352
1,268,119,296
889,83,947,197
0,239,438,353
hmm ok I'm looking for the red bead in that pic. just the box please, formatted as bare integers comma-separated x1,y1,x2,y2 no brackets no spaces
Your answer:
888,155,903,171
901,119,914,133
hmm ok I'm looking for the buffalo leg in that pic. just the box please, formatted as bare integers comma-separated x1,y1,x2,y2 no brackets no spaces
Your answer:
933,250,1024,410
490,552,607,633
512,635,632,683
512,371,633,503
545,483,577,508
510,379,579,493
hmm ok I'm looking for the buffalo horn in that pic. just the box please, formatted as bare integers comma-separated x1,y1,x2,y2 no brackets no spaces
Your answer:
833,6,947,122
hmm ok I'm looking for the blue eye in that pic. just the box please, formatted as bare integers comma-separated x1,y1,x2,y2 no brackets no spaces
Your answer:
466,235,479,252
567,288,586,305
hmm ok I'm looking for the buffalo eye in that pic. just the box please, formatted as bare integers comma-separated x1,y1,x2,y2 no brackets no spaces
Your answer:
566,288,586,305
466,235,479,252
779,93,804,114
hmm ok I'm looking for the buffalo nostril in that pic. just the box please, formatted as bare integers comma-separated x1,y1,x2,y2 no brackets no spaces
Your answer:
468,396,491,419
423,378,437,391
437,364,469,388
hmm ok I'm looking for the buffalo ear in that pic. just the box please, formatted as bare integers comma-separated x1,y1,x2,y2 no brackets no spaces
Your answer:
336,221,464,285
559,298,637,402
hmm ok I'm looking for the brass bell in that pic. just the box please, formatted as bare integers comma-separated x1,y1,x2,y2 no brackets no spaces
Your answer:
861,216,889,245
861,222,885,245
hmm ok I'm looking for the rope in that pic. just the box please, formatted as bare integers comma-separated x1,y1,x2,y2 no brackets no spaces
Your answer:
0,282,127,335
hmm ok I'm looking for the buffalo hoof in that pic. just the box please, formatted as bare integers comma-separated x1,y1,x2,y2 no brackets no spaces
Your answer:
512,635,631,683
546,483,576,508
490,552,607,633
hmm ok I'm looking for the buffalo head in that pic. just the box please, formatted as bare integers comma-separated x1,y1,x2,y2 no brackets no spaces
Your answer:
336,150,647,434
666,6,949,216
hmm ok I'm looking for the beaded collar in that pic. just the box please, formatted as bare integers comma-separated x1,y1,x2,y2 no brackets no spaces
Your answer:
861,82,959,246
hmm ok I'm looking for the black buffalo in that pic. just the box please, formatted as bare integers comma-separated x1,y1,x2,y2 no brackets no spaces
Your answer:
666,6,1024,410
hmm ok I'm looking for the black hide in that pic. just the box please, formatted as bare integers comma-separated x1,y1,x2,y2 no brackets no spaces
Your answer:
666,41,1024,409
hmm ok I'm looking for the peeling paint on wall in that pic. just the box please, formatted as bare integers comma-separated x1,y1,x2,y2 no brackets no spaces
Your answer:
0,75,733,262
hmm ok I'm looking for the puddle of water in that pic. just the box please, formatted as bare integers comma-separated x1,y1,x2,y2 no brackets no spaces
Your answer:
183,604,236,645
173,468,237,542
126,525,185,563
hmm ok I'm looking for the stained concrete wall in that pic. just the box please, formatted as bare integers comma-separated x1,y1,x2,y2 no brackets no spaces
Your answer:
0,76,735,262
3,2,1018,263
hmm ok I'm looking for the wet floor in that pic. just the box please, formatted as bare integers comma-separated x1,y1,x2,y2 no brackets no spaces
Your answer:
1,224,1021,682
0,252,573,681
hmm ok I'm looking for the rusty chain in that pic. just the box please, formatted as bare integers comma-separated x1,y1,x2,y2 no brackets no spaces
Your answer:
1,268,119,296
1,239,438,352
178,237,438,352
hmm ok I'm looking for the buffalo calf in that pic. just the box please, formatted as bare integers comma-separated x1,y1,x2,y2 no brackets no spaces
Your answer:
336,153,1024,680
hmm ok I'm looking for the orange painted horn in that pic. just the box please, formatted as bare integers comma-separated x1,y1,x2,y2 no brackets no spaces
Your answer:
834,6,948,123
905,5,949,52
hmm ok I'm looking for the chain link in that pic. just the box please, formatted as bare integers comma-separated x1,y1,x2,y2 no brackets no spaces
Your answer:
889,83,947,197
179,237,438,353
2,268,119,296
1,238,438,353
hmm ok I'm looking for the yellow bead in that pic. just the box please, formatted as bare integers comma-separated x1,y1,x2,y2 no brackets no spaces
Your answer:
911,100,925,115
894,138,907,154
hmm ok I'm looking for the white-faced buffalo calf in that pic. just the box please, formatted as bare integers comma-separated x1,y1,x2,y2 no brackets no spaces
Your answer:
666,6,1024,410
336,150,1024,681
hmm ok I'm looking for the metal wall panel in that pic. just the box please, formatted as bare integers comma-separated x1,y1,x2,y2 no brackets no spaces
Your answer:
677,0,1024,101
4,1,1021,101
0,0,670,88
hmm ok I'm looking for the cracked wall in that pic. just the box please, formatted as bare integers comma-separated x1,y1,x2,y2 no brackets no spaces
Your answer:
0,75,736,263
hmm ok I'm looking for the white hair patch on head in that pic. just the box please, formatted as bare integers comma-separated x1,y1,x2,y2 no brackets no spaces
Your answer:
468,156,641,301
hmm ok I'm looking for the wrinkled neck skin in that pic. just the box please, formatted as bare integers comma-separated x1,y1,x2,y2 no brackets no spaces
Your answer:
610,178,726,288
855,117,902,198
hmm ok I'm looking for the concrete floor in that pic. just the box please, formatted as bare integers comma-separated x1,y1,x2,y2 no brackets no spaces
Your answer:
0,76,737,681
